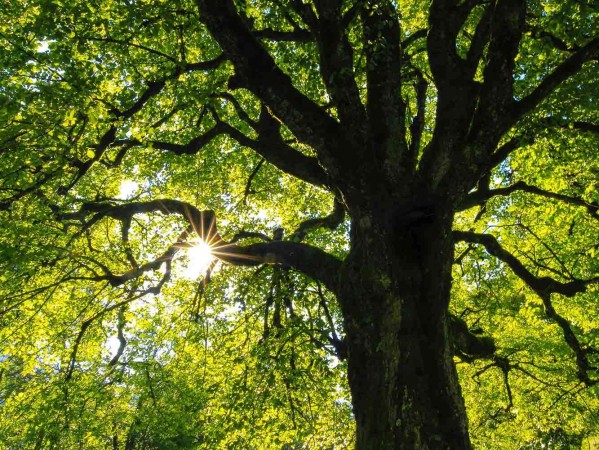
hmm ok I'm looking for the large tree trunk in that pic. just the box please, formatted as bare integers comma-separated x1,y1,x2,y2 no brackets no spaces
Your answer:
339,197,470,450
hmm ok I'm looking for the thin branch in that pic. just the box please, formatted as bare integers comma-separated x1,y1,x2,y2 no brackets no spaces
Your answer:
213,92,259,129
243,158,265,204
229,230,271,243
113,121,230,155
286,0,318,29
516,222,574,278
87,36,179,64
539,293,597,386
464,3,494,76
485,135,533,171
316,282,346,360
121,217,139,269
289,197,345,242
59,53,226,193
402,29,427,50
109,306,128,366
223,118,329,187
407,70,428,167
113,114,329,187
65,319,93,381
529,27,581,53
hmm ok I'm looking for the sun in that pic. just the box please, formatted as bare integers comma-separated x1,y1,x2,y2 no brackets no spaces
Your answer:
182,240,214,279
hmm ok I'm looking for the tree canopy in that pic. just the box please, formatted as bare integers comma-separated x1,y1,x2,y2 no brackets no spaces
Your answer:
0,0,598,448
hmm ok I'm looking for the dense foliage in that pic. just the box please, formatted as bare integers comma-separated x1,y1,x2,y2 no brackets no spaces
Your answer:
1,0,598,448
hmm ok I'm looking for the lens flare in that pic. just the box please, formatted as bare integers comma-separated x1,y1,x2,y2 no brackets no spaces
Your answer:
182,240,214,279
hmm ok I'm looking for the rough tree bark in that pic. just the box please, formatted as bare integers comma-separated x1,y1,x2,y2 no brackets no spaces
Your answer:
339,200,469,449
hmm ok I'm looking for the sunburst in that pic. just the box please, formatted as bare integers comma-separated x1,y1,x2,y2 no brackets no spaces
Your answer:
181,239,214,279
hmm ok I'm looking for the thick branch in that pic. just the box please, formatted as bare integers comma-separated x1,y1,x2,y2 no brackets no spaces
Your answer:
460,180,599,219
474,0,525,127
513,36,599,121
449,314,496,362
306,0,366,141
361,1,408,167
454,231,598,385
215,240,341,293
197,0,339,157
462,1,526,184
427,0,476,89
420,0,482,190
453,231,591,297
59,199,342,292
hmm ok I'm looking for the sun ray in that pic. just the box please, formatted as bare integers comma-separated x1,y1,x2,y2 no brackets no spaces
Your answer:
181,239,214,279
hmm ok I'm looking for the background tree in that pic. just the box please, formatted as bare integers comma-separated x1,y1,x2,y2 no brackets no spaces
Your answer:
0,0,598,448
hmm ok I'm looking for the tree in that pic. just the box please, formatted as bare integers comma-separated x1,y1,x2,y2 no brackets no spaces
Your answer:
0,0,598,448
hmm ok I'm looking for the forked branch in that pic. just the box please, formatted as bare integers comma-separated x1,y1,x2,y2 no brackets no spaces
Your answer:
454,231,598,385
453,231,593,297
59,199,342,293
460,180,599,219
197,0,339,156
513,36,599,122
290,197,345,242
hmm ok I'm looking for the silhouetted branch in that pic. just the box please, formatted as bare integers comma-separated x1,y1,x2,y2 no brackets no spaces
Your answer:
290,197,345,242
460,180,599,219
243,158,265,204
109,306,128,366
529,27,581,52
453,231,593,297
454,230,598,385
253,27,312,42
197,0,339,157
57,199,342,292
514,36,599,121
